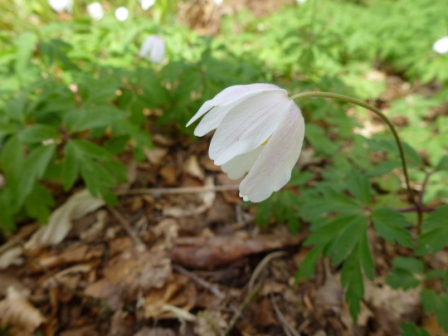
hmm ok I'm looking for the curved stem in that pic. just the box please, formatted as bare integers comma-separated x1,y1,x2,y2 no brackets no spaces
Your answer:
290,91,415,204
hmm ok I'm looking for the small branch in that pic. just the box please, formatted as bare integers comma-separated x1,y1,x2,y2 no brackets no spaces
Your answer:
116,185,239,196
398,206,435,213
270,293,301,336
107,206,144,246
248,251,285,292
173,264,223,298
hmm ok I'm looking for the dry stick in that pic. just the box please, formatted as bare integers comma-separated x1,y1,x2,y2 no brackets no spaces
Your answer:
223,277,265,336
107,206,144,246
116,185,240,196
224,251,286,335
0,224,39,255
248,251,286,292
270,293,301,336
173,264,223,298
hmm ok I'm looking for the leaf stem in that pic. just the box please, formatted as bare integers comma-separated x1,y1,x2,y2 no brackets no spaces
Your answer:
290,91,415,204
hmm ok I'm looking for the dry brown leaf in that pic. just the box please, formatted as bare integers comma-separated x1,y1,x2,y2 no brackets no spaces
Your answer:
194,310,228,336
0,286,46,334
133,327,177,336
0,246,24,269
143,274,197,320
183,155,205,180
79,210,108,242
171,233,306,269
145,147,168,165
25,189,105,251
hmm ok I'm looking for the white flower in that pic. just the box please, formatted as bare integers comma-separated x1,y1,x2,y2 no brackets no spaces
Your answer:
296,0,307,4
213,0,223,5
140,0,155,10
432,36,448,54
187,84,305,203
139,35,165,63
115,6,129,22
48,0,73,13
87,2,104,21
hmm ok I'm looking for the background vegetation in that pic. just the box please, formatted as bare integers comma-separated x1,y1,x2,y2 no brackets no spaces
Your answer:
0,0,447,334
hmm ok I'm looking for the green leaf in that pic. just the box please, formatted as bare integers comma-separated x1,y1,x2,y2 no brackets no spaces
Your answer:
400,322,430,336
341,243,364,321
24,183,54,224
372,208,413,248
25,144,56,179
386,257,424,290
294,247,323,282
417,205,448,255
435,155,448,172
0,136,24,176
19,124,60,144
421,290,448,332
64,106,126,133
367,161,402,177
347,170,371,206
62,141,80,191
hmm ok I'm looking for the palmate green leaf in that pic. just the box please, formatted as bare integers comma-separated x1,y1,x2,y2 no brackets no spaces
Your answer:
386,257,424,290
400,322,430,336
421,290,448,332
294,246,324,282
19,124,60,144
416,205,448,255
64,106,126,133
346,170,371,206
367,161,402,177
435,155,448,172
0,135,24,176
24,183,54,224
372,208,413,248
61,139,124,204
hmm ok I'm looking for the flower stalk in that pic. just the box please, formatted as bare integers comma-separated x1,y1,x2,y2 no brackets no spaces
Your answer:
290,91,416,205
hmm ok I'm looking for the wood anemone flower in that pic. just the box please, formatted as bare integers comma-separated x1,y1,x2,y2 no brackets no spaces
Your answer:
139,35,165,64
187,83,305,202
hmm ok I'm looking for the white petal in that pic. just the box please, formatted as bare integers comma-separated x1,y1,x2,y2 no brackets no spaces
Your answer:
115,7,129,21
210,90,291,165
221,145,264,180
433,36,448,54
186,84,284,127
239,102,305,202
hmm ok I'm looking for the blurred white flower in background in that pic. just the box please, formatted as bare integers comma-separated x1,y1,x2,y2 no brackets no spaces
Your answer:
140,35,165,63
432,36,448,54
48,0,73,13
115,6,129,22
213,0,223,5
187,84,305,203
139,0,155,11
87,2,104,21
296,0,307,4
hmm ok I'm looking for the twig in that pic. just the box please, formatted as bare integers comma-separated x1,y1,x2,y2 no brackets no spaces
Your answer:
248,251,286,292
173,264,223,298
107,206,144,246
116,185,239,196
223,277,265,336
0,224,39,255
270,293,300,336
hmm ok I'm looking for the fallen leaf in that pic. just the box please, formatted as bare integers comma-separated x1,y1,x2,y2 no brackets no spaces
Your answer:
143,274,196,320
25,189,105,251
0,286,46,335
0,246,24,269
183,155,204,180
133,327,177,336
145,147,168,165
194,310,228,336
171,233,307,269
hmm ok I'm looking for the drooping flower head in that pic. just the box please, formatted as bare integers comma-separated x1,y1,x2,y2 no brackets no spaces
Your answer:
187,84,305,202
115,6,129,22
139,35,165,64
48,0,73,13
433,36,448,54
140,0,156,11
87,2,104,21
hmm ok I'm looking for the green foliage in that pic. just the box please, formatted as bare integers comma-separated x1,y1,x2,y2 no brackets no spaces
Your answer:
400,322,431,336
387,257,424,290
421,290,448,332
417,205,448,256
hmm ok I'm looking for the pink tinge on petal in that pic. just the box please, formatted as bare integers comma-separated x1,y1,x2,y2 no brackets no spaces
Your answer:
210,90,291,166
239,102,305,203
186,83,285,127
221,145,264,180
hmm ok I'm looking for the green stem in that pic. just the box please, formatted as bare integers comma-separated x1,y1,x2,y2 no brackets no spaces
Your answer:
290,91,416,205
